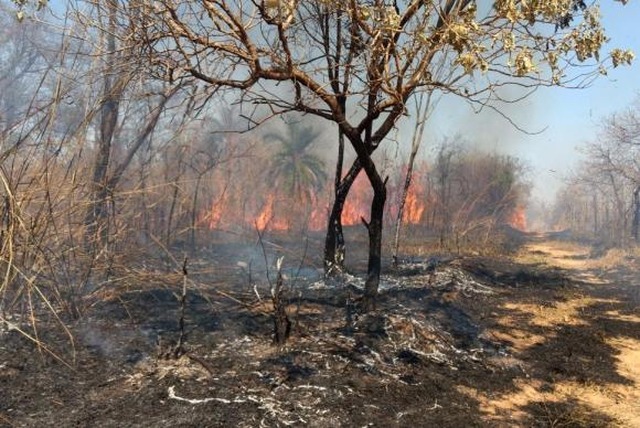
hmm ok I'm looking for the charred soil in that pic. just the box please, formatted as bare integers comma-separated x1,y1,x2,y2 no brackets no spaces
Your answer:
1,233,639,427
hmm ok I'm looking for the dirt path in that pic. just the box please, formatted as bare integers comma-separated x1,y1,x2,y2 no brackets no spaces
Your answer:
477,236,640,427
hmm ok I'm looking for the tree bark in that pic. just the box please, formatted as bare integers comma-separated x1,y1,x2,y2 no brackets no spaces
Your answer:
328,127,346,273
392,93,431,266
632,185,640,242
272,259,291,346
362,176,387,312
84,0,120,248
324,157,362,274
392,148,418,267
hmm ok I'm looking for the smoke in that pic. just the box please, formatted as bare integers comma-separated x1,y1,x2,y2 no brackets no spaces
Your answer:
424,86,576,203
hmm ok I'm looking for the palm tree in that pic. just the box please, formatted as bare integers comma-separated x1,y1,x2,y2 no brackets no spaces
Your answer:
262,120,328,227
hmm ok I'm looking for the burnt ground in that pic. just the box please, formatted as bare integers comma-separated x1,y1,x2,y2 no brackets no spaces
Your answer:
1,232,639,427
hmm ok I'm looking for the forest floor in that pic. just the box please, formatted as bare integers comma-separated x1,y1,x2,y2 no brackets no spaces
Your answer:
1,231,639,427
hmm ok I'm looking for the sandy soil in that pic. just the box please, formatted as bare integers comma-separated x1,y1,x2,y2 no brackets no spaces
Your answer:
0,232,638,427
478,235,640,426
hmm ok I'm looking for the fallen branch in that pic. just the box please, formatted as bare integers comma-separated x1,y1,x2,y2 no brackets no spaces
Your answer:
167,386,247,405
186,354,215,375
428,399,442,411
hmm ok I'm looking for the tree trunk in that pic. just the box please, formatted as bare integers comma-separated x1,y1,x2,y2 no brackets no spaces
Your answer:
324,194,346,274
166,182,180,248
392,150,418,267
327,127,346,274
338,128,387,312
392,92,430,267
632,185,640,242
324,157,362,275
190,175,202,253
592,193,598,237
272,259,291,346
85,0,119,248
362,177,387,312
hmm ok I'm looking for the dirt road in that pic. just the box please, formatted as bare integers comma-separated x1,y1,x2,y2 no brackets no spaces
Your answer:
477,235,640,427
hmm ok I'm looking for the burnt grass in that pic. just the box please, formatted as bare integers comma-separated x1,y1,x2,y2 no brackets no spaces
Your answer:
1,230,639,427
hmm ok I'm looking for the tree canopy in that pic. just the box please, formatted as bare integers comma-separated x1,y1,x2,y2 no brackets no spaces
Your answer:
8,0,631,309
128,0,633,309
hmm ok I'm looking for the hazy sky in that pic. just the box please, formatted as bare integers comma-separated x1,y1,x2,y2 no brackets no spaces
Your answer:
425,1,640,202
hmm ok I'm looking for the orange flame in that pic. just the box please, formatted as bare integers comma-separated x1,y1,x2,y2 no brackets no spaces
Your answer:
402,189,425,224
341,174,371,225
509,205,527,231
255,194,289,231
206,195,226,229
202,162,433,232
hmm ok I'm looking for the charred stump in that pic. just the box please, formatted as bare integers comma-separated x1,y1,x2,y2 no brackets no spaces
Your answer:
272,257,291,346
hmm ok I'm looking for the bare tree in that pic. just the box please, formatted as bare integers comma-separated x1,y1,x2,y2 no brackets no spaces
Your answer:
392,92,433,266
433,140,459,246
132,0,631,311
76,0,184,254
557,99,640,245
0,1,201,322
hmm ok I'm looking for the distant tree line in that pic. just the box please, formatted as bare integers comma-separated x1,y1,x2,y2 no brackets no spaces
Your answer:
551,98,640,247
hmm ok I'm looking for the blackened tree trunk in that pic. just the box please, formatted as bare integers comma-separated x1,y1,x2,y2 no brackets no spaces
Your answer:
362,177,387,312
324,155,362,275
324,128,346,274
341,126,388,312
272,258,291,346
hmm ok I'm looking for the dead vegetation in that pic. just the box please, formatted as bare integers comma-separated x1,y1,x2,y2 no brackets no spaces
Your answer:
1,4,638,426
1,233,639,427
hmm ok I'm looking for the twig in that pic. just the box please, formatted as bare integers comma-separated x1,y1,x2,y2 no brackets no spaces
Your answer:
255,223,272,286
186,354,215,375
167,386,247,405
0,412,16,428
148,232,181,269
173,256,188,358
272,257,291,346
427,399,442,411
1,318,74,370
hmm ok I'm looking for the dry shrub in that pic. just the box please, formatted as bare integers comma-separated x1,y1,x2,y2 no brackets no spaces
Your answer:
579,246,640,271
527,399,621,428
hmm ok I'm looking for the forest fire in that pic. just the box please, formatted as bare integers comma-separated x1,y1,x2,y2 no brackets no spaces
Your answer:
255,194,289,231
509,206,527,231
206,192,228,230
402,191,424,224
399,172,428,225
202,172,428,232
200,156,525,235
340,174,372,227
